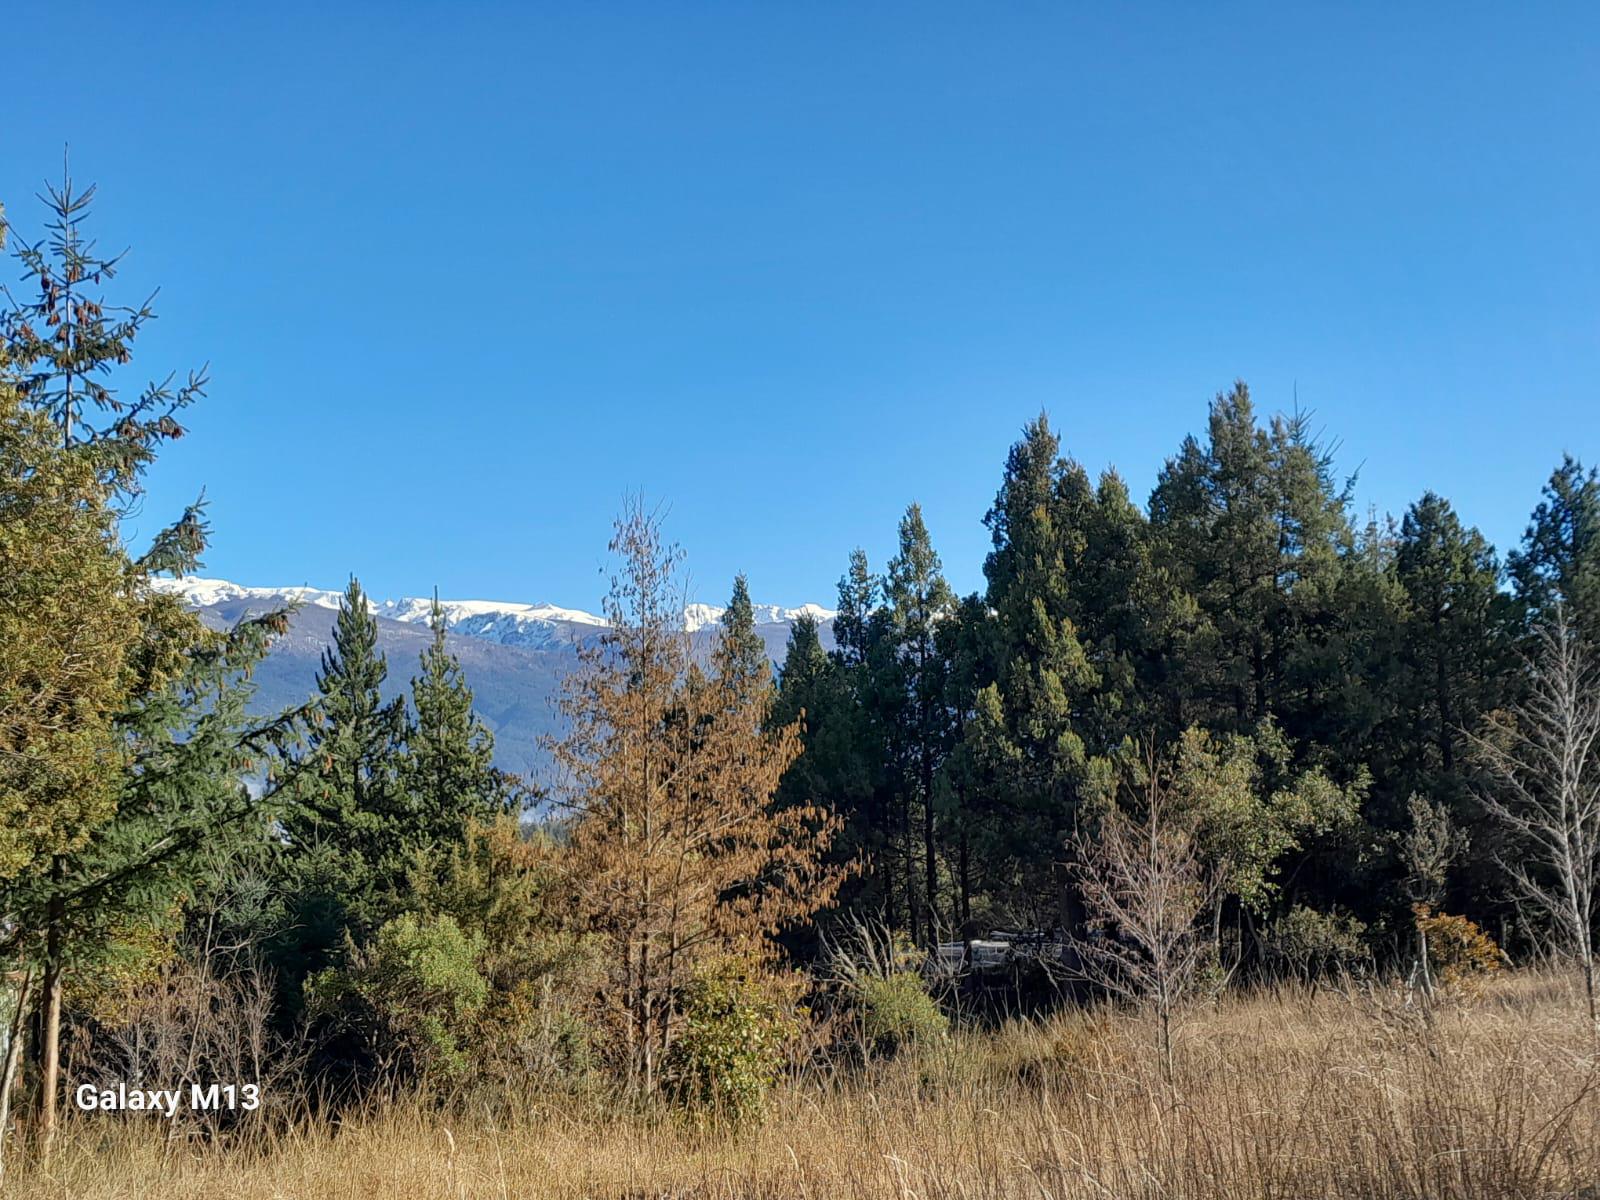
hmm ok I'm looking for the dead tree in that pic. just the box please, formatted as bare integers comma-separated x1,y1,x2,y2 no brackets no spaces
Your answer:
1069,747,1216,1087
1468,607,1600,1034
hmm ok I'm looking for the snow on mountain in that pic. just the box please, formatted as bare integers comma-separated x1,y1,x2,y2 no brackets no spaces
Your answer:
155,576,834,650
682,601,837,633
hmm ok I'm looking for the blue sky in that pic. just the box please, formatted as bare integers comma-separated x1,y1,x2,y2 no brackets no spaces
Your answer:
5,3,1596,610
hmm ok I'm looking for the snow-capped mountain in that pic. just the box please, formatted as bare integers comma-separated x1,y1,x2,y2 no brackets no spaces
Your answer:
155,576,832,652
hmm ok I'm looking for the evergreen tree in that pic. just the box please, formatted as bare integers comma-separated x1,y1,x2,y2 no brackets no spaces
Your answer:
833,548,877,668
774,613,829,729
720,574,771,693
405,597,517,856
1510,455,1600,639
1393,494,1517,806
0,173,302,1157
283,578,408,959
885,503,956,941
1148,386,1359,748
978,414,1104,923
935,593,997,929
0,387,135,883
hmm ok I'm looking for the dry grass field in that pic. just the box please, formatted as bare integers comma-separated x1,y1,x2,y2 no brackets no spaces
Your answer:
9,972,1599,1200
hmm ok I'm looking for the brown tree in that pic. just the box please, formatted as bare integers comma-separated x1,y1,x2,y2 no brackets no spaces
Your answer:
551,500,846,1092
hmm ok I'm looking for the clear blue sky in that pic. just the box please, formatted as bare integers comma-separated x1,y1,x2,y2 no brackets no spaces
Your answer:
5,3,1596,610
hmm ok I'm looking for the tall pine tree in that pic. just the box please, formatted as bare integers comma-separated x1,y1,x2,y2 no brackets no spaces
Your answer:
283,578,408,961
885,503,955,941
404,597,517,856
978,414,1103,924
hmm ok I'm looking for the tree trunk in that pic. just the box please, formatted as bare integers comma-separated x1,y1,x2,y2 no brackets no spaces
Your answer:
1583,950,1596,1043
38,861,64,1164
0,970,34,1186
958,822,971,930
37,963,61,1163
922,736,937,941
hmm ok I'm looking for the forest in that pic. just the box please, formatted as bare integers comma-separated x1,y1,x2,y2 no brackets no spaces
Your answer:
2,179,1599,1199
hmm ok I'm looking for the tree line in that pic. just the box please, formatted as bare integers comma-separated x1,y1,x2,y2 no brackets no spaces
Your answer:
1,175,1597,1150
777,399,1596,968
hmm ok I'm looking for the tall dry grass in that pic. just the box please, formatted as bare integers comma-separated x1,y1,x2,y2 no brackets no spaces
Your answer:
7,971,1597,1199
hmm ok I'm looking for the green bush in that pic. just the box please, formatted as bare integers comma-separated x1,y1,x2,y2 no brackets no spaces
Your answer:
854,969,948,1056
663,959,795,1125
307,911,489,1079
826,924,949,1058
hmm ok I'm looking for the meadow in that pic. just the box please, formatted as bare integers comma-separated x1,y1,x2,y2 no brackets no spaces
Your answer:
10,971,1597,1200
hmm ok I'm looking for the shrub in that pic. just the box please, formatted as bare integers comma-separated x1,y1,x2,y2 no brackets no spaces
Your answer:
662,959,796,1124
1414,905,1503,991
1267,905,1371,982
421,819,601,1093
306,912,488,1080
825,923,948,1058
854,970,948,1056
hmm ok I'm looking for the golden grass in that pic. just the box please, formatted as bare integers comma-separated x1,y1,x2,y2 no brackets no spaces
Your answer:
9,972,1599,1199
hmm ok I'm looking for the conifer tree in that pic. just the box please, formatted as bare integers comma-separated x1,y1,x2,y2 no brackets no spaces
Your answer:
0,172,302,1158
553,502,844,1091
405,597,517,854
0,388,135,883
1148,385,1354,738
284,578,408,954
819,549,907,927
1510,456,1600,639
1394,494,1517,805
935,593,996,928
978,414,1102,922
833,548,877,668
720,574,771,692
885,503,955,941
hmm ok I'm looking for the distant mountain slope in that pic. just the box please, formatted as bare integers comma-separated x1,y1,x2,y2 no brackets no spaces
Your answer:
163,578,835,780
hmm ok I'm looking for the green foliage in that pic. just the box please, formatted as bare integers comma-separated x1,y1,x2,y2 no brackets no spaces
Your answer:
282,578,410,958
664,959,796,1124
1267,906,1370,981
0,388,134,881
1170,722,1361,921
854,969,948,1056
1510,455,1600,638
977,415,1104,915
307,912,489,1080
420,819,599,1089
405,598,519,854
829,927,948,1057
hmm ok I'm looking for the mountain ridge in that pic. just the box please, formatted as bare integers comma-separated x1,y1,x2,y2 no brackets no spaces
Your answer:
153,575,838,779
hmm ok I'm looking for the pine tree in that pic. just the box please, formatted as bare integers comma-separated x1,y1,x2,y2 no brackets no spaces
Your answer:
405,597,517,856
0,172,301,1160
719,574,771,693
1149,386,1363,752
1394,494,1517,803
935,592,997,929
979,414,1102,922
1510,455,1600,639
284,578,408,953
820,549,906,928
833,548,877,668
885,503,955,941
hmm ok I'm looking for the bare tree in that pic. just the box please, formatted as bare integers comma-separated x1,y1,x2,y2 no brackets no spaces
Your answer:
1401,792,1468,998
1069,745,1217,1087
1468,607,1600,1033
